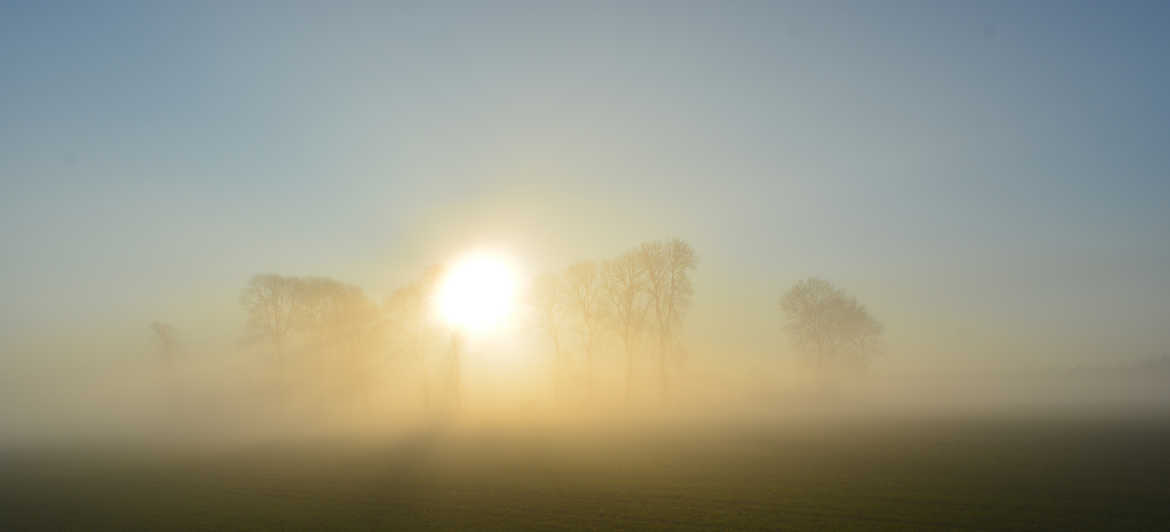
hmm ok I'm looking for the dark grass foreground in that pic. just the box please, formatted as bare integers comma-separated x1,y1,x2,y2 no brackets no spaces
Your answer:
3,413,1170,531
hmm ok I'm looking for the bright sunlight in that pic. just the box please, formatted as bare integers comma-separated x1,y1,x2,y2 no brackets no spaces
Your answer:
434,251,520,334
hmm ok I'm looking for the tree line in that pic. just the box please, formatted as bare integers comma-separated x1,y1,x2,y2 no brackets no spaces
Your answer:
151,238,882,408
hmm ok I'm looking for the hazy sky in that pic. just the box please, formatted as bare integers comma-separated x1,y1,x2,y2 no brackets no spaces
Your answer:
3,3,1169,368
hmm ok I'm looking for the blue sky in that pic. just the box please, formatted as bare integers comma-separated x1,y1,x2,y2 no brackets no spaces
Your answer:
2,2,1169,367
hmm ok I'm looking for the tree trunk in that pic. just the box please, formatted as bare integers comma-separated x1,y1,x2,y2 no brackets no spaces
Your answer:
624,332,633,403
550,333,564,401
416,322,430,412
273,335,286,389
585,342,594,400
658,331,669,398
448,331,462,410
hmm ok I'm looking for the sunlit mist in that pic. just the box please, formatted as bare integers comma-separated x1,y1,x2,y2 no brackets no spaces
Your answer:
4,3,1170,530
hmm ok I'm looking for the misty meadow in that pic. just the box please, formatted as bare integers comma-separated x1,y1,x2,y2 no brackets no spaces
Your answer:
4,3,1170,531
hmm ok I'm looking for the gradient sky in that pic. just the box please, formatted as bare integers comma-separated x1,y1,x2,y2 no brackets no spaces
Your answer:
3,2,1169,369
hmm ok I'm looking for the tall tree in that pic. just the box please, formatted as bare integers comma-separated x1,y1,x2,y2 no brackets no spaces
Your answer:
295,277,379,404
383,266,445,351
383,265,444,409
530,272,570,397
603,250,649,402
779,278,882,369
565,260,607,396
639,239,697,397
240,274,299,364
297,277,377,351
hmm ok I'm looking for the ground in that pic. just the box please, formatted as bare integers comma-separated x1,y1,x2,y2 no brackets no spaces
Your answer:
3,412,1170,530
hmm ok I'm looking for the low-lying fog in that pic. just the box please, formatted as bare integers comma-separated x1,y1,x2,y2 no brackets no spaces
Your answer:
4,340,1168,451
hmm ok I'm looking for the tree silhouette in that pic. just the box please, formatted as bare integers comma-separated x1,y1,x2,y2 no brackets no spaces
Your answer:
149,321,180,368
149,321,184,419
241,274,382,404
530,272,570,398
383,266,445,356
779,278,882,370
639,239,697,397
240,274,298,364
296,277,377,351
383,265,444,409
294,277,379,406
565,260,607,397
603,250,649,402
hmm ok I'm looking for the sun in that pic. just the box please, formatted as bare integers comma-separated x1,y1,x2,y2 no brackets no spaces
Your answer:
434,251,520,333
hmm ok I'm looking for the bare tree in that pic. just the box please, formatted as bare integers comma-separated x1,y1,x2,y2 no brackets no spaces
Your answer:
603,250,649,402
530,272,570,397
240,274,298,364
295,277,380,405
565,260,607,396
383,266,445,352
241,274,383,405
639,239,697,397
779,278,882,370
297,277,377,350
383,265,444,409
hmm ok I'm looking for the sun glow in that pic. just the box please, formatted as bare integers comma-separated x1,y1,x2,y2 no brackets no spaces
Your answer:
435,251,520,333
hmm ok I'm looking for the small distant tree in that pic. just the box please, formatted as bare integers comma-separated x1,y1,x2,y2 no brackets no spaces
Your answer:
530,272,570,396
779,278,882,370
639,239,697,397
603,250,649,401
149,321,185,417
565,260,607,396
149,321,180,368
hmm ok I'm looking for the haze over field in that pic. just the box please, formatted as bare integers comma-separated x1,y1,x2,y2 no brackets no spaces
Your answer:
3,3,1170,530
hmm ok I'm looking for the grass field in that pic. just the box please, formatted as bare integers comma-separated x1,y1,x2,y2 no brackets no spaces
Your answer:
3,412,1170,530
